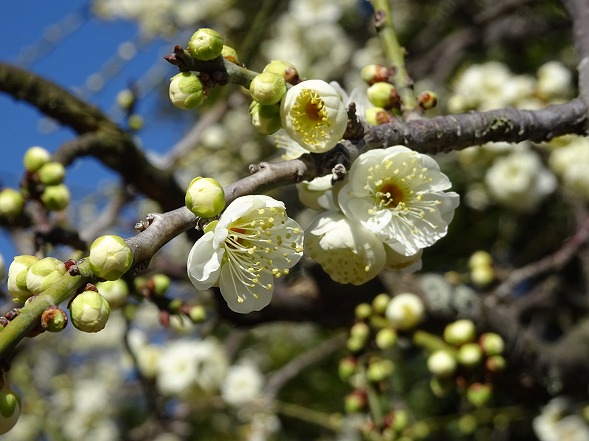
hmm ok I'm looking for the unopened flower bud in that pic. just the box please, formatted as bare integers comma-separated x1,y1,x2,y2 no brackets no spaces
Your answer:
96,279,129,309
188,305,206,322
116,89,135,110
0,189,25,218
38,162,66,186
354,303,372,320
41,306,68,332
23,146,51,172
221,45,239,65
7,255,39,302
188,28,224,61
466,382,492,407
169,72,206,109
427,350,457,378
469,251,493,269
471,265,495,286
444,320,477,346
350,321,370,341
0,381,21,435
346,334,366,353
263,60,300,84
249,101,282,135
250,72,287,106
88,235,134,281
152,274,171,296
385,292,425,330
479,332,505,356
365,107,394,125
417,91,438,110
26,257,66,296
367,82,400,109
185,177,225,218
486,355,506,373
375,327,398,349
456,343,483,368
69,289,111,332
40,184,70,211
338,356,357,381
372,293,391,315
360,64,390,85
344,390,366,413
367,358,395,382
128,114,144,131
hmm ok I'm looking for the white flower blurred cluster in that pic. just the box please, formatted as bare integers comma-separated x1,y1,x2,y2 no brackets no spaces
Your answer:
303,145,459,285
221,362,264,406
549,136,589,201
533,398,589,441
448,61,573,113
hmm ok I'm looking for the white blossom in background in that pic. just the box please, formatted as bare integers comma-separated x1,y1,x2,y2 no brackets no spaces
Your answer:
338,146,459,256
549,136,589,200
187,195,304,314
537,61,573,101
485,147,556,212
288,0,345,24
221,362,264,406
305,211,387,285
156,338,228,397
533,398,589,441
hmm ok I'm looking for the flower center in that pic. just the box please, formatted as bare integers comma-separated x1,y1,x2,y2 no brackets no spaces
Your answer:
378,182,405,207
291,89,330,146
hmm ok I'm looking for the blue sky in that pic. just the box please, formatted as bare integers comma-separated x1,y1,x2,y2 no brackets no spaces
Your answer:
1,2,192,261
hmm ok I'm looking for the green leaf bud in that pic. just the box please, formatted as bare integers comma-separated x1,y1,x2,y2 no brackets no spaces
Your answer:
249,101,282,135
185,177,225,218
188,28,224,61
249,72,287,106
367,82,400,109
456,342,483,368
7,255,39,302
0,189,25,218
96,279,129,309
427,350,457,378
221,45,240,65
152,274,171,296
443,319,477,346
40,184,70,211
88,235,134,281
69,289,111,332
0,381,21,435
23,146,51,172
26,257,66,296
38,161,66,186
41,307,68,332
263,60,300,85
479,332,505,356
169,72,206,110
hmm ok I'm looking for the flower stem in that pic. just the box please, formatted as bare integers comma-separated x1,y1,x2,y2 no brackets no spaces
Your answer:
369,0,418,114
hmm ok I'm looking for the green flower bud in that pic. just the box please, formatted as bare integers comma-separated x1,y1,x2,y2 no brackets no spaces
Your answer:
360,64,390,85
485,355,506,373
346,334,366,353
456,343,483,368
38,161,66,186
25,257,66,296
41,307,68,332
350,321,370,341
367,82,400,109
96,279,129,309
185,177,225,218
466,382,492,407
417,91,438,110
221,45,240,65
390,409,409,432
354,303,372,320
444,320,477,346
375,327,398,349
88,235,134,281
366,358,395,382
427,350,457,378
40,184,70,211
152,274,171,296
70,289,111,332
188,28,224,61
385,292,425,330
338,356,357,381
7,255,39,302
469,250,493,269
249,72,287,106
263,60,300,85
169,72,206,110
344,390,366,413
479,332,505,356
116,89,135,110
128,114,144,131
0,189,25,218
371,293,391,315
365,107,394,125
23,146,51,172
249,101,282,135
0,381,21,435
188,305,206,323
470,265,495,287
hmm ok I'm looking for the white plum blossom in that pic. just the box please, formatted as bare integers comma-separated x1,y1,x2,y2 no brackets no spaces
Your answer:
280,80,348,153
187,195,304,313
485,147,556,212
537,61,573,101
549,136,589,200
221,362,264,406
304,211,386,285
533,398,589,441
338,146,460,256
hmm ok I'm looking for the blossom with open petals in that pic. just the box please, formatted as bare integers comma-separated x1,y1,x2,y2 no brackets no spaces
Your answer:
280,79,347,153
338,146,459,256
187,195,304,313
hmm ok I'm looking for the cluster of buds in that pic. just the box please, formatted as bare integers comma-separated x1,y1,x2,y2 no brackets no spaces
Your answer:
361,63,400,125
468,250,495,287
7,256,66,303
427,319,506,407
